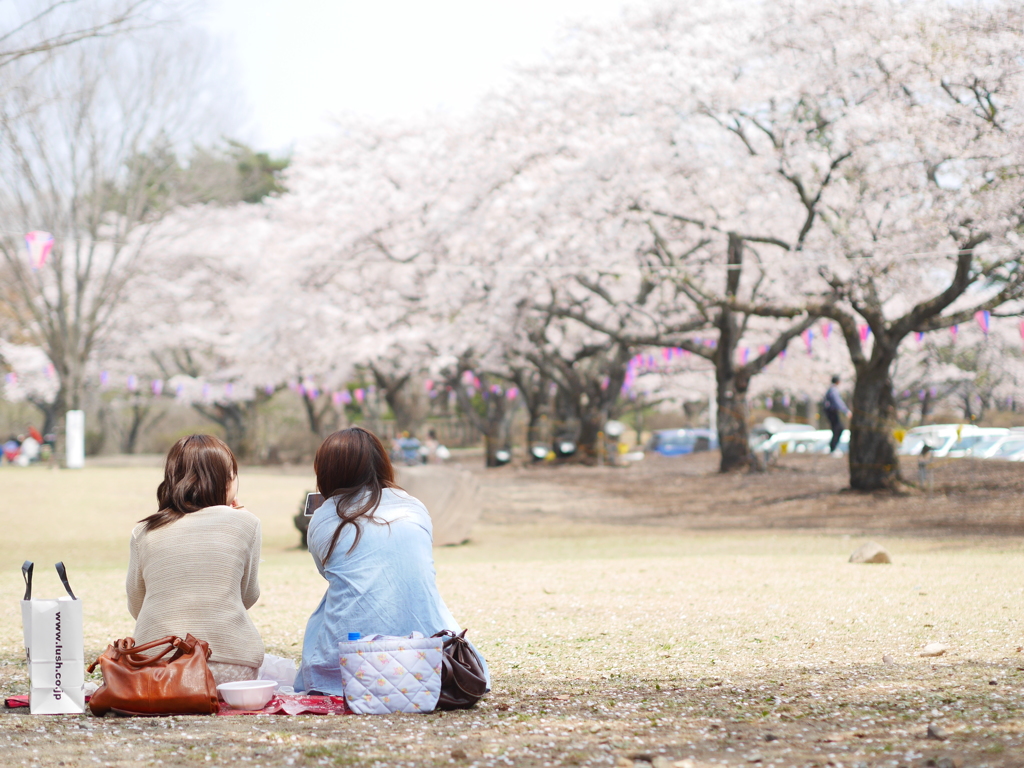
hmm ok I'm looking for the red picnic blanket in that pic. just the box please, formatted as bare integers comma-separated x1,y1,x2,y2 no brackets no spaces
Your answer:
4,694,350,716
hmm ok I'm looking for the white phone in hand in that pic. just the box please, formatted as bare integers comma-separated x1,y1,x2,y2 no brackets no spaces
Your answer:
303,492,325,517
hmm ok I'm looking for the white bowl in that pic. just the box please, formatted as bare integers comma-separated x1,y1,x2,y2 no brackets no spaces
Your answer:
217,680,277,710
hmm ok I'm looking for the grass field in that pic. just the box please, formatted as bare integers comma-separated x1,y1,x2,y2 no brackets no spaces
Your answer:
1,464,1022,767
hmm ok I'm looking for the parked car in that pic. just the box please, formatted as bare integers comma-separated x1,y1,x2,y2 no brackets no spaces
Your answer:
944,427,1009,458
958,428,1024,458
987,435,1024,461
758,428,850,456
749,421,816,451
898,424,984,457
647,428,719,456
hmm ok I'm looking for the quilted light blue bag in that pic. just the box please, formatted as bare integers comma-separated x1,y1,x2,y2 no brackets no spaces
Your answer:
338,633,444,714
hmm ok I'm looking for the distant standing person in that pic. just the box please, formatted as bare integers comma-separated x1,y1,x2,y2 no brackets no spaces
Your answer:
823,375,851,454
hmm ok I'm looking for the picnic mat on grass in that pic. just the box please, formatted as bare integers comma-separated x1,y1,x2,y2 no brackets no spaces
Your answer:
5,694,350,716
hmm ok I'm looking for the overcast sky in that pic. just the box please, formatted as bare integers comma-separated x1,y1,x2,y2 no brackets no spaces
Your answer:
202,0,636,152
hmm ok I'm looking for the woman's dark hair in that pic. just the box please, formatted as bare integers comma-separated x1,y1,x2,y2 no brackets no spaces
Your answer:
141,435,238,532
315,427,398,559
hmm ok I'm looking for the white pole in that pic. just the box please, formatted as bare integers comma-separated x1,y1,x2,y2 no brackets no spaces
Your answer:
66,410,85,469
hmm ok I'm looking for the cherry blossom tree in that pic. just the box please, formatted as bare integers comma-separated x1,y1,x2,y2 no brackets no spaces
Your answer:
0,25,239,428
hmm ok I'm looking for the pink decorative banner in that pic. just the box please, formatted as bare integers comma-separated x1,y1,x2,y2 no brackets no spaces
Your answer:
24,231,54,270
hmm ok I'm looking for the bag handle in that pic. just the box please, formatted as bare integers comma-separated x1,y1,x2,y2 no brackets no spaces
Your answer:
88,635,204,673
55,562,76,600
22,561,33,601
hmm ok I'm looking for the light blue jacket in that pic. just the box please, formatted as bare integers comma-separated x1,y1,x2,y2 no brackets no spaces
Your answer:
295,487,488,695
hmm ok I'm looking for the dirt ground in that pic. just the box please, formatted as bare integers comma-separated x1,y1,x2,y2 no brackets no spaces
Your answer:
2,454,1024,768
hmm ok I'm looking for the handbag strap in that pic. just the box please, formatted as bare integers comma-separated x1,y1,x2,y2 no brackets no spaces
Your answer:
55,562,76,600
22,561,33,600
100,636,198,668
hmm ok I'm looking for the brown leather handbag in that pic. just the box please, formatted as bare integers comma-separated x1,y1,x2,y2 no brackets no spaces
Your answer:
432,629,488,710
88,634,219,716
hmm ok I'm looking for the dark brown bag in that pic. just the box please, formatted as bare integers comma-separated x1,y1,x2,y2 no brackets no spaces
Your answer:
432,629,488,710
87,634,218,716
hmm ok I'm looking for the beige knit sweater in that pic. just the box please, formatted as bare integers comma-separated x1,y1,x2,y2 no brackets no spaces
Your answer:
126,505,264,668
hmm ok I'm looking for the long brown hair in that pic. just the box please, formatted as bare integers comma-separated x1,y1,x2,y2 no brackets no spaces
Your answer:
315,427,399,559
141,435,238,532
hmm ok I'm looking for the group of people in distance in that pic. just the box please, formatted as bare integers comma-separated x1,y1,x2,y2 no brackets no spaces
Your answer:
126,428,488,695
2,429,47,466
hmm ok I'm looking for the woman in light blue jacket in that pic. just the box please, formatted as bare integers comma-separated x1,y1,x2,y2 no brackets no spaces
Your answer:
296,426,488,695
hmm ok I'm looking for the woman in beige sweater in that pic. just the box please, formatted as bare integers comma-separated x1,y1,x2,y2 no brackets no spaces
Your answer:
126,434,264,685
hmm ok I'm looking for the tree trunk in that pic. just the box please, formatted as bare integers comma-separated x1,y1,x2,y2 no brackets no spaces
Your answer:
717,376,751,472
30,397,60,437
194,401,261,461
577,409,604,462
484,430,503,467
849,355,901,491
716,234,750,472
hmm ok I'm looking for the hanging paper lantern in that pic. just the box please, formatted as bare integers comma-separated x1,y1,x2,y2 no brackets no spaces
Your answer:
4,372,16,385
802,329,814,354
100,371,109,387
332,391,343,405
741,348,750,364
822,321,832,340
265,384,275,395
127,374,138,392
858,324,871,341
506,387,519,400
950,324,959,340
975,310,990,334
424,379,434,391
24,231,54,270
341,390,352,405
915,332,924,343
354,388,365,403
151,379,163,396
175,383,185,398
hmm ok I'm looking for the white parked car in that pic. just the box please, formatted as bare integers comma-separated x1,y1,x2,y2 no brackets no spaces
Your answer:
985,435,1024,461
944,427,1009,458
758,428,850,455
898,424,985,457
749,420,816,451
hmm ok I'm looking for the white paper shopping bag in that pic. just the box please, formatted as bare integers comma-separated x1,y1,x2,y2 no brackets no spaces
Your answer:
20,562,85,714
